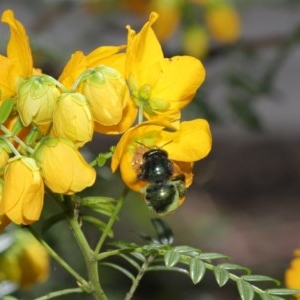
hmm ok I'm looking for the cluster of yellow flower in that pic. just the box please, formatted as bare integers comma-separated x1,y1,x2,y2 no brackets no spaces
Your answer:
0,10,211,228
0,230,49,289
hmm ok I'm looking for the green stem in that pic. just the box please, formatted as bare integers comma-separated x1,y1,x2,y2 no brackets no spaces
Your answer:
94,187,129,254
33,287,84,300
96,248,132,261
67,195,107,300
0,124,34,154
27,226,89,289
125,255,155,300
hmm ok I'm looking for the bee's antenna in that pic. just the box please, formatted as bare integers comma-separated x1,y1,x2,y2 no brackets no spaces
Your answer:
135,141,151,149
135,140,173,149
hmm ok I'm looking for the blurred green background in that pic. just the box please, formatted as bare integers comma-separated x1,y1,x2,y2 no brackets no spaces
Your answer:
1,0,300,299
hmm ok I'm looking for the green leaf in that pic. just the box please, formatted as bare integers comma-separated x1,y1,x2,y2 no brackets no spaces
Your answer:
213,266,229,287
199,252,229,261
147,265,189,276
174,245,201,256
81,215,113,237
119,253,141,270
242,274,280,286
189,257,206,284
131,252,146,262
42,213,66,233
110,240,138,250
259,292,284,300
164,249,180,268
0,98,15,124
267,288,300,295
237,279,255,300
151,218,174,245
81,197,117,217
219,263,250,274
100,262,135,281
81,196,116,206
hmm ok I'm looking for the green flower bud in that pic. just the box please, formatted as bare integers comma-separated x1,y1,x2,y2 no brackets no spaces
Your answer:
80,65,129,126
16,75,60,126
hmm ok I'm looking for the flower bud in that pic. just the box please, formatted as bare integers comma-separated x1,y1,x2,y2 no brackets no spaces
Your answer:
34,137,96,194
80,66,129,126
0,156,44,225
52,92,94,147
16,75,61,126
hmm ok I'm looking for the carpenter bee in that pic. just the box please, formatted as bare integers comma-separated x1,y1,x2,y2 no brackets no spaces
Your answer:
144,174,186,215
138,148,173,184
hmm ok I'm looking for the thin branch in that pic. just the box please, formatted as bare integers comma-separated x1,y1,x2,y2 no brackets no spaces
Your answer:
33,287,84,300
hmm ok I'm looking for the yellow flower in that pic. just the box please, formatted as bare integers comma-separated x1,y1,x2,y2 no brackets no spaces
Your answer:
34,137,96,194
150,0,181,41
0,9,40,103
0,230,49,288
125,12,205,121
16,75,61,126
79,66,130,126
0,156,44,225
18,237,49,288
203,3,241,44
111,119,212,193
52,92,94,147
285,249,300,299
58,48,137,134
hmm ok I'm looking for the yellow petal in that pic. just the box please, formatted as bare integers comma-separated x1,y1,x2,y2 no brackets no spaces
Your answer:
125,12,163,86
151,56,205,112
0,214,11,231
162,119,212,162
86,45,126,74
35,138,96,194
2,9,33,77
59,51,87,89
94,96,137,134
0,55,17,101
52,92,94,147
0,157,44,225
